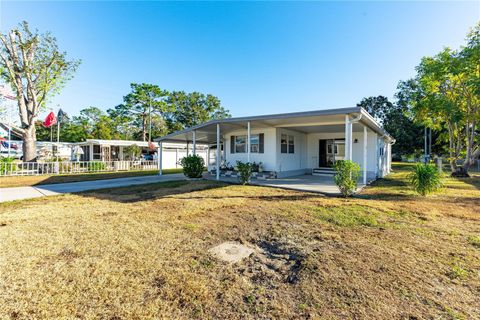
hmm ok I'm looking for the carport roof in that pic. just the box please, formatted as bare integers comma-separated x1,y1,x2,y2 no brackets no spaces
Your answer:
155,107,394,144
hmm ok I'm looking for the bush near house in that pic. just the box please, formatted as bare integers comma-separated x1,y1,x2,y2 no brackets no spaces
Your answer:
333,160,361,197
180,154,204,178
87,161,107,172
0,157,16,173
409,162,442,196
236,161,253,185
124,144,142,160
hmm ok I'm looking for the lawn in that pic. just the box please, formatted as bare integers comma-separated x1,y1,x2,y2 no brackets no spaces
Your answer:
0,168,183,188
0,164,479,319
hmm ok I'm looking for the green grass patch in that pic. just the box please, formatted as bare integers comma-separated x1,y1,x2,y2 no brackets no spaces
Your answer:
467,235,480,248
311,204,380,227
448,264,468,280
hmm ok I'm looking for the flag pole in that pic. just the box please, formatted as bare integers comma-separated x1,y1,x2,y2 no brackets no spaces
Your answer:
7,110,11,158
56,117,60,162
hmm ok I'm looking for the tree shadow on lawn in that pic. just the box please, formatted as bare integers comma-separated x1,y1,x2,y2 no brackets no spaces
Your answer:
77,180,322,204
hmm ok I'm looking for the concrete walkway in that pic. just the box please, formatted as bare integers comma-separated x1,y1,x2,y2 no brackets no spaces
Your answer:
0,174,186,203
206,174,360,196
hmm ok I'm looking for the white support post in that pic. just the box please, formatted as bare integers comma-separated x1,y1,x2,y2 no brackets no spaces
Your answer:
175,148,178,168
345,115,351,160
89,144,94,161
207,146,210,168
192,130,197,155
363,126,368,185
247,121,251,163
158,142,163,176
216,124,220,180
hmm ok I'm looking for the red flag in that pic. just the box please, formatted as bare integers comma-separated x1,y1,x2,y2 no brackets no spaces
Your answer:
43,111,57,128
148,141,157,151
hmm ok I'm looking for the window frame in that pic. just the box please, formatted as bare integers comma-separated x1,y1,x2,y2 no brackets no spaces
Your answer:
232,134,262,154
281,134,295,154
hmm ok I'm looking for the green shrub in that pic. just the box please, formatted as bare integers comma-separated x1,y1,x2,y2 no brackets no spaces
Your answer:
124,144,142,160
409,163,442,196
180,154,204,178
88,161,107,172
333,160,361,197
236,161,253,185
0,157,17,173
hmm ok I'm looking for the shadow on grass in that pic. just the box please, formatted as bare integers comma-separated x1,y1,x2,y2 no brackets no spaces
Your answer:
77,180,323,204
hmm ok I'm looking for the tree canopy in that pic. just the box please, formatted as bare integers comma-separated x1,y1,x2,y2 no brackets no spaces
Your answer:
34,86,231,143
397,22,480,174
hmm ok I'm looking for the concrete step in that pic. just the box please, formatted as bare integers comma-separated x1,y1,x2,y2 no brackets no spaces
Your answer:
312,167,334,175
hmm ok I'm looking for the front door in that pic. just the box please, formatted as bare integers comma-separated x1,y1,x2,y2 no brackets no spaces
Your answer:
319,140,328,167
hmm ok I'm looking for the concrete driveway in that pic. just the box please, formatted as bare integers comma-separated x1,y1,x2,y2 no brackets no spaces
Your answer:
0,174,185,203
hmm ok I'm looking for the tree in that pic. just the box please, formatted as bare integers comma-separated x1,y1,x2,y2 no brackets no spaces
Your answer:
356,95,424,157
166,91,230,131
116,83,170,141
398,23,480,175
0,22,80,161
356,95,395,124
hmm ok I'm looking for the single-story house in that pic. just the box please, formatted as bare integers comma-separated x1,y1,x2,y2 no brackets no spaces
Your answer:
74,139,208,169
155,107,394,184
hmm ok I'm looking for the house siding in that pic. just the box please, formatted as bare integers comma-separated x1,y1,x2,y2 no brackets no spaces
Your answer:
225,127,277,171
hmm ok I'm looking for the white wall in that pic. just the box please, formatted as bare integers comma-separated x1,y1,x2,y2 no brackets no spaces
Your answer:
275,128,307,173
225,127,277,171
160,149,208,169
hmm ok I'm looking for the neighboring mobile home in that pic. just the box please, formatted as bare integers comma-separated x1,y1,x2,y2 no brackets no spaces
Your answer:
74,139,208,169
156,107,394,183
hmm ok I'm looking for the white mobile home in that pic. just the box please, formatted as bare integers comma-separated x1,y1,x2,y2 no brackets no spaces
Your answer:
155,107,394,184
74,139,208,169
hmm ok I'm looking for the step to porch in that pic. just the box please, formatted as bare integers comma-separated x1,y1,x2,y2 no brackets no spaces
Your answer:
312,167,334,176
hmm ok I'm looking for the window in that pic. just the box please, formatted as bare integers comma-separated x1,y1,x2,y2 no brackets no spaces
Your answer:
250,134,259,153
231,134,264,153
235,135,246,153
281,134,295,154
288,135,295,153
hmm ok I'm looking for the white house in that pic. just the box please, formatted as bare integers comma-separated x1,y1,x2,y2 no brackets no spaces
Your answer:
155,107,394,184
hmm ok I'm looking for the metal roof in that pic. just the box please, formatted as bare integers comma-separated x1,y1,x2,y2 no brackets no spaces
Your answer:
155,107,395,144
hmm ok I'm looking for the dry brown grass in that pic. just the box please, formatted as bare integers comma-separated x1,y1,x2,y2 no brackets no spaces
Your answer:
0,164,479,319
0,168,182,188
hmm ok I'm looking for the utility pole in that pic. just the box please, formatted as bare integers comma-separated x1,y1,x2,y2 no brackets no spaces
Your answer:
148,99,152,143
424,126,427,164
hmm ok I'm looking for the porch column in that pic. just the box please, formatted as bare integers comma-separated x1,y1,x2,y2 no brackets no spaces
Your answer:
175,148,178,168
345,115,352,160
363,126,368,185
89,144,93,161
158,142,163,176
247,121,251,162
216,124,220,180
192,130,197,155
206,145,210,168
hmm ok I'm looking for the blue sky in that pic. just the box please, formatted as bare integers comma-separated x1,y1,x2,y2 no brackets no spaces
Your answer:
1,1,479,119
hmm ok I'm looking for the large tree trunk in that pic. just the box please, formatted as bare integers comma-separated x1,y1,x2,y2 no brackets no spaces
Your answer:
22,124,37,162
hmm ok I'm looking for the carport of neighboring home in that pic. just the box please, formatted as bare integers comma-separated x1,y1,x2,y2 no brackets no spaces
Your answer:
155,107,395,184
